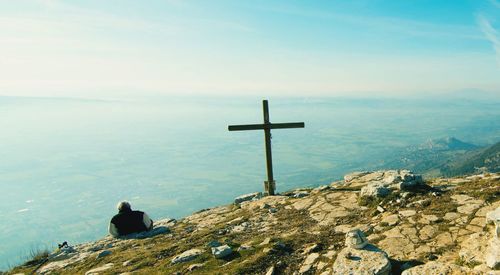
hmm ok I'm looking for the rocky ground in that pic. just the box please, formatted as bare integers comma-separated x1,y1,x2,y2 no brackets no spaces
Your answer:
7,170,500,275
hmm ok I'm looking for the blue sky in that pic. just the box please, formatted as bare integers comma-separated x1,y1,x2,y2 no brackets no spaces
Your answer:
0,0,499,98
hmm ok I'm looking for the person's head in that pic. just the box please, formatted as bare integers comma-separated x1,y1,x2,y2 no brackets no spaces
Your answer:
117,201,132,212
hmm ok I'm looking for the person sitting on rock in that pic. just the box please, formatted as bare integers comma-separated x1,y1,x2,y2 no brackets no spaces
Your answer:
109,201,153,237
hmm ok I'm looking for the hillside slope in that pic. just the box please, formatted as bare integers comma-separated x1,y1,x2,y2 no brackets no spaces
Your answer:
7,171,500,275
377,137,477,177
440,141,500,176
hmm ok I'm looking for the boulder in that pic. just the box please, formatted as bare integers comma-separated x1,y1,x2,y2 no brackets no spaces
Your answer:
399,177,424,191
360,182,391,198
211,245,232,259
332,245,391,275
234,192,262,204
345,229,368,249
171,249,202,264
343,170,425,191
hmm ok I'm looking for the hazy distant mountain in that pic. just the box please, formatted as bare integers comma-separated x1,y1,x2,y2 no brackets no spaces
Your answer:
378,137,500,178
379,137,483,177
440,141,500,176
415,137,478,151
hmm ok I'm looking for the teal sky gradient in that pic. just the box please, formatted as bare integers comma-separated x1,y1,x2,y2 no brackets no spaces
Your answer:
1,0,499,97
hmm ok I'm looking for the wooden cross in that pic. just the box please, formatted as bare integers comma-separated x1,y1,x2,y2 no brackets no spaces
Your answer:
228,100,305,195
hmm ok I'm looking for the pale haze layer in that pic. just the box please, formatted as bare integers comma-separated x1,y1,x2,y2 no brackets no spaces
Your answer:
1,0,500,98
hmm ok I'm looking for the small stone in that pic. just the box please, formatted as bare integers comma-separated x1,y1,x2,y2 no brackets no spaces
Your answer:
345,229,368,249
96,250,111,259
85,263,114,275
293,191,309,198
234,192,262,204
265,265,275,275
171,249,202,264
187,263,205,272
377,206,385,213
238,243,254,251
211,245,232,259
122,260,132,266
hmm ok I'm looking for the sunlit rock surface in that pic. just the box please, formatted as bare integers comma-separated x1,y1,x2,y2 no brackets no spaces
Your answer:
9,172,500,275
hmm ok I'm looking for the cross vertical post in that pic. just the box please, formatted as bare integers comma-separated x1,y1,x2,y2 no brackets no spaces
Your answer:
262,100,275,195
228,100,304,195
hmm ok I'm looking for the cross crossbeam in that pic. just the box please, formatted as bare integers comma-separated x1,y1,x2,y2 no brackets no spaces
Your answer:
228,122,305,131
228,100,305,195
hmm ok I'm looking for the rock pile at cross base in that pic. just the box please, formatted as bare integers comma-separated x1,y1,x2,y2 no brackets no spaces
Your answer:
8,170,500,275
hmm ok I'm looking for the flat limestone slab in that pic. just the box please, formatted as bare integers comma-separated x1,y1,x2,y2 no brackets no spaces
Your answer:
402,261,480,275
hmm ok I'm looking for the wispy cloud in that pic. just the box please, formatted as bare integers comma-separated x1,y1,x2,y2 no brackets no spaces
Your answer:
490,0,500,9
476,14,500,66
258,3,485,41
